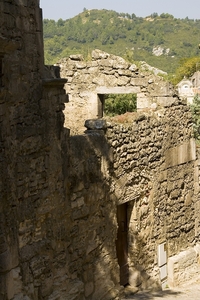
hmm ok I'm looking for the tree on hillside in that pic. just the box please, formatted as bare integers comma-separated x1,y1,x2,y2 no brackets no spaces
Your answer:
151,12,158,18
57,18,65,26
171,56,200,85
43,10,200,73
160,13,174,19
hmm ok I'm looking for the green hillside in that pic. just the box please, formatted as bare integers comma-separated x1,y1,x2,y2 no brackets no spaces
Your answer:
43,9,200,75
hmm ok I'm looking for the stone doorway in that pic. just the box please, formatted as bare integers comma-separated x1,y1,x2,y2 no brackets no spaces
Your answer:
116,203,129,286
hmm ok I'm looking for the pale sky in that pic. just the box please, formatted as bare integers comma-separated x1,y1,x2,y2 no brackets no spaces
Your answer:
40,0,200,21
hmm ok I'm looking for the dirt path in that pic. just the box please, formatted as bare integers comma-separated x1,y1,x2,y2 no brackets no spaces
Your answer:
123,281,200,299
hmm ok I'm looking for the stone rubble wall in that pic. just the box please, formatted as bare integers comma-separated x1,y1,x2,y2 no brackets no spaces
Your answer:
58,49,175,135
65,133,121,299
0,1,44,298
0,1,200,299
0,1,69,299
65,98,198,294
104,101,198,288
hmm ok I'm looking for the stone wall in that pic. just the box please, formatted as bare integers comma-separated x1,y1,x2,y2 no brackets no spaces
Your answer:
65,133,121,299
60,97,199,297
58,50,175,135
81,99,198,290
0,1,200,299
168,245,200,287
0,1,69,299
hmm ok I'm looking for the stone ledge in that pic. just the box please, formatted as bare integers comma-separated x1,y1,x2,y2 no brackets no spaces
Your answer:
168,244,200,287
164,138,196,168
157,97,176,107
84,119,107,130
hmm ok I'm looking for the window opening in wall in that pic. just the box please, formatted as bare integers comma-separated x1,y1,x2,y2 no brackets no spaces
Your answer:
98,93,137,118
97,94,104,118
116,203,129,286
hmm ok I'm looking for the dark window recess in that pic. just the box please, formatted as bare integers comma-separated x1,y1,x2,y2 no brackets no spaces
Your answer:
97,94,105,118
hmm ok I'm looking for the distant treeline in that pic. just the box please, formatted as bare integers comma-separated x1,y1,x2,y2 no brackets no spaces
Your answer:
43,9,200,78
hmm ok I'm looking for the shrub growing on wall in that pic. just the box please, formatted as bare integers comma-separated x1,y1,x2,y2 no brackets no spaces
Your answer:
190,94,200,144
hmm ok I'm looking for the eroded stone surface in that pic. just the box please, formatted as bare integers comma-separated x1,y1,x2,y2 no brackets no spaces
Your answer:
1,1,200,299
58,49,175,135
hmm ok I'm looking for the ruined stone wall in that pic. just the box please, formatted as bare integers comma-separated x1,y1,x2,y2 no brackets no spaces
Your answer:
58,50,175,135
76,99,198,291
0,1,199,299
0,1,69,299
58,48,200,290
56,97,198,295
105,105,197,287
65,133,121,299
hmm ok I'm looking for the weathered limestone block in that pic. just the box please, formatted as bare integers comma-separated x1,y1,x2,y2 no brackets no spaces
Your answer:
130,78,149,86
87,60,98,68
117,69,133,76
69,54,83,61
147,82,172,97
92,49,110,59
75,61,87,69
92,73,107,85
168,246,200,287
165,139,196,168
96,86,141,94
98,58,114,68
129,64,139,72
185,191,193,206
157,96,176,107
137,96,152,109
113,57,129,69
117,75,130,85
87,66,99,75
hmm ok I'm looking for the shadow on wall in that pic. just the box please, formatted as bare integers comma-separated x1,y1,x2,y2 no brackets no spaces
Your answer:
63,131,120,299
62,129,167,299
126,202,167,293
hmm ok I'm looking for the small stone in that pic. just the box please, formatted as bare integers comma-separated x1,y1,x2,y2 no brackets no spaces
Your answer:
124,285,139,296
84,119,107,130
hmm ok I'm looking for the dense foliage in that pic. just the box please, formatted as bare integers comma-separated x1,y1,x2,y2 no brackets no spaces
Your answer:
104,94,137,116
171,57,200,85
43,9,200,75
190,94,200,143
